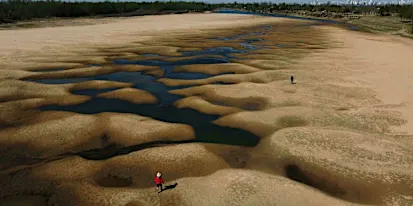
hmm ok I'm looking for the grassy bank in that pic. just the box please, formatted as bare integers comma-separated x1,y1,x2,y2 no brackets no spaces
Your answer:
344,16,413,38
271,12,413,38
222,2,413,37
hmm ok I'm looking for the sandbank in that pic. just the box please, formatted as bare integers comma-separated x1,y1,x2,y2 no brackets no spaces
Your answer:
0,12,412,206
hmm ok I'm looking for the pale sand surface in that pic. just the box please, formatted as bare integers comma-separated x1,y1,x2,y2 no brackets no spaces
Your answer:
0,13,413,206
319,28,413,135
174,63,261,75
0,13,299,66
0,144,359,206
0,111,195,170
97,88,158,104
174,96,244,116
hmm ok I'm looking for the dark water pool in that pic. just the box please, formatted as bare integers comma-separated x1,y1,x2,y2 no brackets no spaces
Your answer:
41,98,259,146
182,47,244,58
72,88,121,97
30,68,66,72
141,53,161,57
19,10,361,159
31,26,272,147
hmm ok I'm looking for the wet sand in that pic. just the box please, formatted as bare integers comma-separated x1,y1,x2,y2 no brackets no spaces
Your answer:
0,13,413,206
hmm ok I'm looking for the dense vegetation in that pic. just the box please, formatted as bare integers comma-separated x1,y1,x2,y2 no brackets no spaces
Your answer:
223,2,413,33
219,3,413,19
0,0,213,23
0,0,412,26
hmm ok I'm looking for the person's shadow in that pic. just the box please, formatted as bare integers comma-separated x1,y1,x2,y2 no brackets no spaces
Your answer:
161,183,178,193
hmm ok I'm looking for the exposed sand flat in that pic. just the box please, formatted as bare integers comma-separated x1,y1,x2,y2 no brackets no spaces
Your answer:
0,79,133,105
25,66,118,79
0,111,195,170
160,169,361,206
100,45,182,57
295,27,413,135
174,96,244,116
174,63,261,75
170,81,376,110
0,69,36,79
1,12,413,206
0,144,234,203
99,112,195,146
0,144,361,206
159,70,291,86
97,88,158,104
213,106,405,137
22,55,109,65
0,80,71,102
0,13,299,67
169,23,412,204
249,127,413,205
0,62,84,71
153,40,248,51
350,31,412,134
170,85,269,111
24,65,160,80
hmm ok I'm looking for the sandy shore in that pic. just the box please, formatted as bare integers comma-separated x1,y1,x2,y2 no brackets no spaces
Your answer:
303,27,413,135
0,13,413,206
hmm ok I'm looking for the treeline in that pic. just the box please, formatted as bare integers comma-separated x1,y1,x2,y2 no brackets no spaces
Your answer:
1,0,413,24
217,2,413,19
0,0,213,23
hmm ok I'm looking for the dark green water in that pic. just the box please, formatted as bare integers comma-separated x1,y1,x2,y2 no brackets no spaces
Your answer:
26,11,349,158
30,26,273,150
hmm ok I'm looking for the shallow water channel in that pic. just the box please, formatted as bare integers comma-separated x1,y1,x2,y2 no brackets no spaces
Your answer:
28,11,356,150
29,25,274,149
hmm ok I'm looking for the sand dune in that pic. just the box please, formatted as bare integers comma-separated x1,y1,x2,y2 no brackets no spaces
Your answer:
249,127,413,205
0,62,84,71
0,143,363,206
23,65,160,80
0,12,413,206
0,144,234,205
174,96,243,116
159,70,291,86
213,106,405,137
0,79,71,102
174,63,261,75
160,169,362,206
97,88,158,104
0,111,195,170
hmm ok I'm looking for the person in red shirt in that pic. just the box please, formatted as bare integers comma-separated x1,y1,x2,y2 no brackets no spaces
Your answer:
154,172,164,193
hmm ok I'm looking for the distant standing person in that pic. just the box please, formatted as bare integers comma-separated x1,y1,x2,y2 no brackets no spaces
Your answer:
155,172,164,193
290,76,294,84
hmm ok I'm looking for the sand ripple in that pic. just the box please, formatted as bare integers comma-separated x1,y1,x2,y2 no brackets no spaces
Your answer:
1,13,413,206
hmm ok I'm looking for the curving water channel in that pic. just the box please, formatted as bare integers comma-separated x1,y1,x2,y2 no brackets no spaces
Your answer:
27,11,357,153
28,24,273,151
